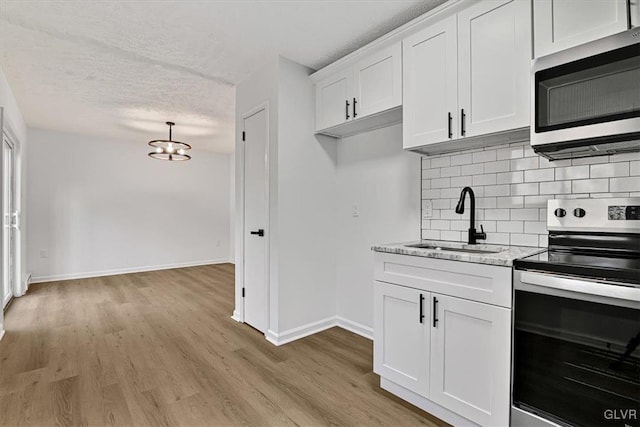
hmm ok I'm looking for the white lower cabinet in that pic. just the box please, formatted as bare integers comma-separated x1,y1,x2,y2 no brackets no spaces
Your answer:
373,253,512,427
430,294,511,427
373,282,430,396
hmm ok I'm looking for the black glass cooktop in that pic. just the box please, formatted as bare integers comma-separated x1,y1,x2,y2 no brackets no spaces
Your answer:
515,250,640,286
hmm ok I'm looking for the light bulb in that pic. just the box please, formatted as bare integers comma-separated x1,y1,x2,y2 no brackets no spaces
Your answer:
166,143,175,154
155,147,163,154
177,148,185,155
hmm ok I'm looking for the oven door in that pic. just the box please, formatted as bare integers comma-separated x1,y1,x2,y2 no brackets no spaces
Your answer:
513,270,640,427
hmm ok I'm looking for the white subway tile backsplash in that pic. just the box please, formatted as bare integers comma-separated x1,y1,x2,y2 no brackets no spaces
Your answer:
430,157,451,168
510,233,539,247
461,163,484,176
524,221,547,234
441,166,461,177
524,195,550,208
555,165,589,180
511,157,539,170
510,208,539,221
441,230,462,241
511,183,539,196
590,162,630,178
473,150,497,163
431,177,451,188
484,209,510,220
472,173,497,186
497,196,524,209
484,184,510,197
497,171,524,184
610,177,640,192
500,221,524,233
571,156,610,166
496,146,523,160
539,180,571,194
451,153,473,166
524,168,554,182
572,179,609,194
484,160,510,173
423,167,440,179
451,176,472,187
421,141,640,248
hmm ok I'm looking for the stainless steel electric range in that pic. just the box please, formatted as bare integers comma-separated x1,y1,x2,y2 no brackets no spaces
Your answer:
512,198,640,427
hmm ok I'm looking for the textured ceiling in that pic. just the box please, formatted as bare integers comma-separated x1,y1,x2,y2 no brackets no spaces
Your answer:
0,0,446,153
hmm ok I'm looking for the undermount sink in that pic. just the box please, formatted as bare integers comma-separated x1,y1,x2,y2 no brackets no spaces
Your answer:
404,243,504,255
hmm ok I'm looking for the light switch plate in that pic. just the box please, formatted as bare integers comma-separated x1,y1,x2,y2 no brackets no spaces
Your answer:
422,200,433,219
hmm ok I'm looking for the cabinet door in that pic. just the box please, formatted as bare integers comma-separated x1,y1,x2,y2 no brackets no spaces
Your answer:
315,69,352,131
352,42,402,119
533,0,629,58
458,0,531,138
373,281,430,397
429,294,511,427
403,15,458,149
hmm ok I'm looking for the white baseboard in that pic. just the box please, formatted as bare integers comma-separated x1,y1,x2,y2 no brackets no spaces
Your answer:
30,258,233,284
231,310,243,323
336,316,373,340
265,316,337,346
0,329,5,341
264,316,373,346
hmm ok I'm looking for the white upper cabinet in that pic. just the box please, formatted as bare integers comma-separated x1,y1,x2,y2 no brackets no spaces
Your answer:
458,0,531,138
314,42,402,136
402,0,531,150
533,0,630,58
429,294,511,427
315,69,353,131
374,281,430,397
353,43,402,118
403,15,458,149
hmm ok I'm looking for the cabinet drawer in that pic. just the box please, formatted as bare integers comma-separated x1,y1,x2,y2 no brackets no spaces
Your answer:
374,252,512,308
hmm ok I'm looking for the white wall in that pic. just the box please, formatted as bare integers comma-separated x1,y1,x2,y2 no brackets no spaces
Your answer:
336,124,421,333
276,57,337,333
27,128,232,282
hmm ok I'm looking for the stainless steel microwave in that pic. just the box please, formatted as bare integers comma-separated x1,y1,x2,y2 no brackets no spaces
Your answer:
531,27,640,160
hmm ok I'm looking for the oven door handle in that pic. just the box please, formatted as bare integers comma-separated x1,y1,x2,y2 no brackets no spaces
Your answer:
516,271,640,309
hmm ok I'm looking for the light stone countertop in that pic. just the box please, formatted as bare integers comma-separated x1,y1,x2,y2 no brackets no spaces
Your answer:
371,240,545,267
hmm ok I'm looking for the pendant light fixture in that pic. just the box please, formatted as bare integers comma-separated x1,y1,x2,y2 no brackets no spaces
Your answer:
148,121,191,161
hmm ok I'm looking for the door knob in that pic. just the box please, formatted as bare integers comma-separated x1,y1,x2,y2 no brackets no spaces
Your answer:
250,229,264,237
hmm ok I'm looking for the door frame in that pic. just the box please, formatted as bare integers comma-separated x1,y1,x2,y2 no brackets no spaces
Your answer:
0,107,21,312
233,102,270,334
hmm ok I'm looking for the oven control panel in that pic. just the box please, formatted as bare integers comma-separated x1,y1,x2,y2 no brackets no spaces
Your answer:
548,198,640,232
608,205,640,220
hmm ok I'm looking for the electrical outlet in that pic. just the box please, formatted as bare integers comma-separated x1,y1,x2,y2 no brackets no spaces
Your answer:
422,200,433,219
40,249,48,259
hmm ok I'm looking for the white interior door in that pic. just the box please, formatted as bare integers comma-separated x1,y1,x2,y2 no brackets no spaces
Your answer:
2,137,15,309
243,108,268,333
402,14,458,148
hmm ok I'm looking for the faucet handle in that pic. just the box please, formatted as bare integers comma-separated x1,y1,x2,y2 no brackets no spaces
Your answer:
477,224,487,240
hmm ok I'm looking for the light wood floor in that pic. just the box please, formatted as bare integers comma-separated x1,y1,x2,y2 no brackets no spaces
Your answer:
0,264,446,426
